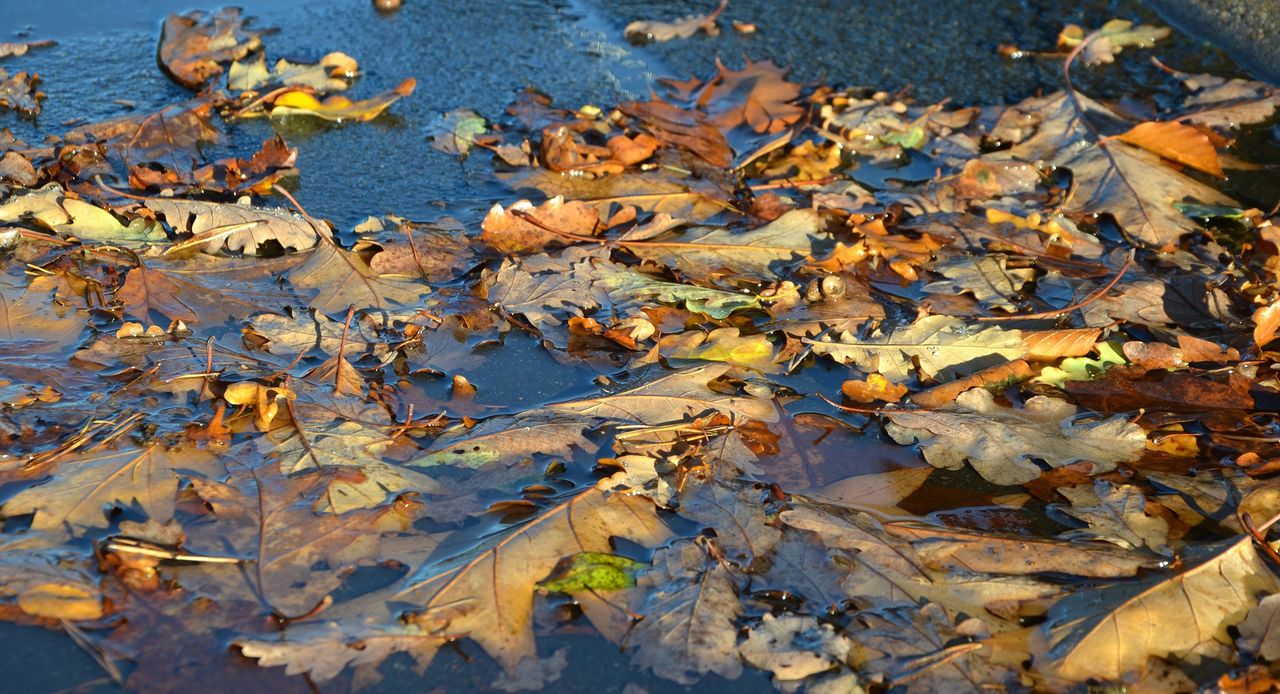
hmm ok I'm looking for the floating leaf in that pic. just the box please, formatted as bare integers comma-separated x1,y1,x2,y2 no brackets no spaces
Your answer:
807,315,1026,382
885,388,1146,485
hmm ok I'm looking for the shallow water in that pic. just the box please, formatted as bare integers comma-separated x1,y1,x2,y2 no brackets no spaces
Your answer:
0,0,1274,691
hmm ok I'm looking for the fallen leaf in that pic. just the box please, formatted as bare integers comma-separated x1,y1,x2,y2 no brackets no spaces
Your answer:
158,8,262,89
265,78,415,122
740,614,851,681
146,198,329,255
807,315,1026,382
885,388,1147,485
1117,121,1224,177
627,542,743,684
624,0,728,44
1036,534,1280,682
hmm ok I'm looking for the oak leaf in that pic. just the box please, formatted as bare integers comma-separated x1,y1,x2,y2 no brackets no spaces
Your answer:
885,388,1146,485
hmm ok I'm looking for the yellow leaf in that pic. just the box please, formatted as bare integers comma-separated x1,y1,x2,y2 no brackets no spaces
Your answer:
18,582,104,620
270,77,415,122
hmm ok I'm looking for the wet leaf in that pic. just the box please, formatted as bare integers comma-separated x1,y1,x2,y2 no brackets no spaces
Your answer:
227,51,357,93
923,254,1035,311
624,0,727,44
396,488,669,674
808,315,1026,382
547,363,775,425
626,208,824,282
627,542,743,684
146,198,329,255
1036,535,1280,683
1117,120,1224,177
885,388,1147,485
158,8,263,89
2,444,216,535
537,551,645,593
426,108,486,157
1052,481,1171,555
266,78,415,122
0,68,43,116
740,614,851,681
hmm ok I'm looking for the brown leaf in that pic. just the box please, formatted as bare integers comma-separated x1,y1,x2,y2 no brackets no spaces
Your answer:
702,58,804,135
158,8,262,90
260,78,415,122
1036,534,1280,682
909,359,1031,409
842,373,908,403
1,444,216,535
0,69,43,116
1022,328,1102,361
619,99,733,167
623,0,727,43
885,523,1161,578
117,265,200,323
397,488,669,673
480,196,602,255
1116,120,1224,177
289,242,429,313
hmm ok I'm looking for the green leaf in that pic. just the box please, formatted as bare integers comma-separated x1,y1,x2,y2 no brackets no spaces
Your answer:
537,552,645,593
1033,341,1126,387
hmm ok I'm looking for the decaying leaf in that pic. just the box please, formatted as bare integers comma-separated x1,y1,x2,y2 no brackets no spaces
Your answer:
624,0,728,44
1037,535,1280,683
146,198,330,255
885,388,1147,485
158,8,263,89
808,315,1026,382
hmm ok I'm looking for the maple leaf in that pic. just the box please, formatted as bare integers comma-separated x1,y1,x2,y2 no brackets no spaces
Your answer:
885,388,1147,485
703,58,805,135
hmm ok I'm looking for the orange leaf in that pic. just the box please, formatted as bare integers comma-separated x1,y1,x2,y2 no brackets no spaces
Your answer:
1023,327,1101,360
1253,302,1280,349
1116,121,1224,178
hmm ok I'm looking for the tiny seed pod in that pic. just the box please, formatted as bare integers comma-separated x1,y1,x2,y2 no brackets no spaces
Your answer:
820,274,846,299
803,279,824,303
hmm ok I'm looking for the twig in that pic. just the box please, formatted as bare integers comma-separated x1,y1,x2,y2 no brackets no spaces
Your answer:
975,249,1133,322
